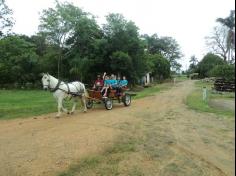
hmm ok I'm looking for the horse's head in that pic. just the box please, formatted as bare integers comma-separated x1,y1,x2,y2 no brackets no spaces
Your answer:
41,73,50,90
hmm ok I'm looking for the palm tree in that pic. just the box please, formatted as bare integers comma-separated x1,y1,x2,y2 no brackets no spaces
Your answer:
216,10,235,63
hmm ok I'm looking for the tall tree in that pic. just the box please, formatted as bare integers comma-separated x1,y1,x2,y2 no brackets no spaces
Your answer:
216,10,235,63
142,34,182,71
39,1,87,78
188,55,198,73
102,13,146,81
205,26,229,61
0,0,14,35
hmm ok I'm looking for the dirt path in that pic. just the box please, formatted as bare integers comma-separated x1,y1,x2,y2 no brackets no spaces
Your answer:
0,80,234,176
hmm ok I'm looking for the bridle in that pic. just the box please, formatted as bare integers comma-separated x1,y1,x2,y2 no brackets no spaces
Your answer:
43,75,61,92
43,76,50,90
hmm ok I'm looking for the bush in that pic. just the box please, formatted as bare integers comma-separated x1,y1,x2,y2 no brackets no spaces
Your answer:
209,64,235,80
197,53,225,78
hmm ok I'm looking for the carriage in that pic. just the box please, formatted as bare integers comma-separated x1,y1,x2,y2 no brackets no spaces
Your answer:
86,87,132,110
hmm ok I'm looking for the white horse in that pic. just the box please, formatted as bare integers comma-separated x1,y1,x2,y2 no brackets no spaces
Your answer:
41,73,87,117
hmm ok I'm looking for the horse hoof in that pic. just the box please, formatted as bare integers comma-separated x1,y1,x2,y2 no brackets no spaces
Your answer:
70,112,74,115
67,112,70,114
55,116,60,119
83,111,87,113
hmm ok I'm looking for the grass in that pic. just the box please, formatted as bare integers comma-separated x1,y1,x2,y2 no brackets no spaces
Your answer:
0,80,176,120
133,82,172,99
0,90,75,120
186,81,235,117
58,135,140,176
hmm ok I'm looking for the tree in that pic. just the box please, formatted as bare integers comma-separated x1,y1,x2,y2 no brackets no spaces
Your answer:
196,53,225,78
110,51,133,77
102,13,146,81
0,0,14,35
216,10,235,63
39,1,87,78
65,10,102,81
142,34,182,71
147,54,170,80
205,25,230,61
0,35,38,84
188,55,198,72
209,64,235,80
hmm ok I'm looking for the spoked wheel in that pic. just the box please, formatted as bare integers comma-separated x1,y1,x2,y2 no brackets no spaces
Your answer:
86,99,93,109
122,94,131,106
104,98,113,110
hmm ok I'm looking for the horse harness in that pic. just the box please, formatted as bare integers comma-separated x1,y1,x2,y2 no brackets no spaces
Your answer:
49,79,85,97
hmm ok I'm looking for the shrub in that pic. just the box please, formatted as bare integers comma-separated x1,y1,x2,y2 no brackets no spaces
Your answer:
209,64,235,80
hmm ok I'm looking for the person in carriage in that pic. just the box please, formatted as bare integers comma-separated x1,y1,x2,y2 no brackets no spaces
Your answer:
120,76,128,88
93,73,105,91
100,73,118,98
115,76,128,96
100,73,110,97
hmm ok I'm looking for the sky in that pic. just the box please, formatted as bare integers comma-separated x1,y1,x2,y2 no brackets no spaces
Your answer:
6,0,235,70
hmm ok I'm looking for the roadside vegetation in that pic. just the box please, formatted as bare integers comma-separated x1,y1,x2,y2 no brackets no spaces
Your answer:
186,80,235,117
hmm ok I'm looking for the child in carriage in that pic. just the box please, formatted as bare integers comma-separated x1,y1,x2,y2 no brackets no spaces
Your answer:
92,74,104,91
116,76,128,96
100,73,110,97
120,76,128,88
101,73,118,97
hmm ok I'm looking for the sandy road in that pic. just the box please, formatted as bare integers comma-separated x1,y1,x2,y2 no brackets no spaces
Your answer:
0,80,234,176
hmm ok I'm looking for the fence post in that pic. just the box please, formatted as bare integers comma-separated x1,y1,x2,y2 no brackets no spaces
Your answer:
202,86,207,101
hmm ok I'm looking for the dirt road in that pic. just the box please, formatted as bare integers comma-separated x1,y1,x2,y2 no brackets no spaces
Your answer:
0,80,234,176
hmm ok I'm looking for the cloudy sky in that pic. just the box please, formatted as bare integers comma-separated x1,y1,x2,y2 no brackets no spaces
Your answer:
6,0,235,70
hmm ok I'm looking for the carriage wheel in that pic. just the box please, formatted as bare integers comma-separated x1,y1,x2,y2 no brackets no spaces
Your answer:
104,98,113,110
86,99,93,109
122,94,131,106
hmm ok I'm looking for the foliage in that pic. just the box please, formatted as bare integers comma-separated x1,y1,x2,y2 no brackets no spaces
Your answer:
209,64,235,80
0,35,39,84
110,51,133,77
102,13,146,82
142,34,182,71
147,54,171,80
188,55,198,73
0,0,14,35
0,2,182,86
206,10,235,63
196,53,225,78
205,25,230,61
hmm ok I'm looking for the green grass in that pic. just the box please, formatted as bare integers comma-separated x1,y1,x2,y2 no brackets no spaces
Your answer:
0,80,176,120
0,90,75,120
133,83,172,99
186,81,235,117
174,74,188,81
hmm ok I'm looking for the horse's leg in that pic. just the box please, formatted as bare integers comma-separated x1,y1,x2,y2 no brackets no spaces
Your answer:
56,98,63,118
70,98,77,114
61,100,69,114
81,94,87,112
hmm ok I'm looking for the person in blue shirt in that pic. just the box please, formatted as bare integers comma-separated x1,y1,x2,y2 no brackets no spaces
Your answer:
119,76,128,88
116,76,128,96
110,74,118,89
101,74,110,97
